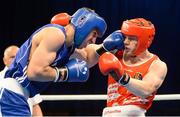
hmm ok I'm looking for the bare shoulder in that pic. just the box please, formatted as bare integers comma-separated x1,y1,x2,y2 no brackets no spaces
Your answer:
32,26,65,51
151,58,167,70
42,26,65,41
150,58,168,78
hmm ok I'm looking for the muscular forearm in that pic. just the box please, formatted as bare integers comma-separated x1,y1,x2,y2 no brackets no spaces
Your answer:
86,44,102,68
27,66,56,81
71,44,102,68
125,78,156,98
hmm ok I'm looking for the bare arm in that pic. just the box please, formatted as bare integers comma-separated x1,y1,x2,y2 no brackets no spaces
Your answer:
125,59,167,98
70,30,123,68
70,44,103,68
27,27,65,81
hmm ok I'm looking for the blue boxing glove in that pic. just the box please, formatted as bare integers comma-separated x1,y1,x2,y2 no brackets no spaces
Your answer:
54,58,89,82
103,30,125,50
96,30,125,55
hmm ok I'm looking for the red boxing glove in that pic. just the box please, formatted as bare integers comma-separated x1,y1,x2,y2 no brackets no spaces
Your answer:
98,52,124,77
98,52,130,85
51,13,71,26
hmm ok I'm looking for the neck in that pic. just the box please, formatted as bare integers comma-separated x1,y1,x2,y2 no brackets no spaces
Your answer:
124,50,153,64
64,24,75,47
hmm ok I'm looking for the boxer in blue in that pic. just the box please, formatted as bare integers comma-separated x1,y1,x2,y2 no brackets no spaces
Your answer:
1,7,124,116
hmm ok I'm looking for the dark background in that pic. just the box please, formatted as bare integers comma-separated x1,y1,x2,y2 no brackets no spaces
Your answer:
0,0,180,116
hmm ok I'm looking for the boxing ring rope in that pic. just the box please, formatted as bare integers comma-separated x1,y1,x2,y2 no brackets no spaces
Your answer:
41,94,180,101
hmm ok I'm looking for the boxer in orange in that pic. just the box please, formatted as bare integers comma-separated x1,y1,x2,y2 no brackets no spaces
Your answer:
98,18,167,117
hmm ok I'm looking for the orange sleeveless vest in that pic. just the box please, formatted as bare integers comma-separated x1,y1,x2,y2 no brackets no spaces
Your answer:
107,51,158,110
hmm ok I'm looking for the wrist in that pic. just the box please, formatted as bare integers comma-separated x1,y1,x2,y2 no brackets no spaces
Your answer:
96,45,108,55
96,45,118,56
54,67,68,82
118,73,130,86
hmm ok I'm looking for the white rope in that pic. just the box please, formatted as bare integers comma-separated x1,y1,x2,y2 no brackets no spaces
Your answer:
154,94,180,101
41,94,180,101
